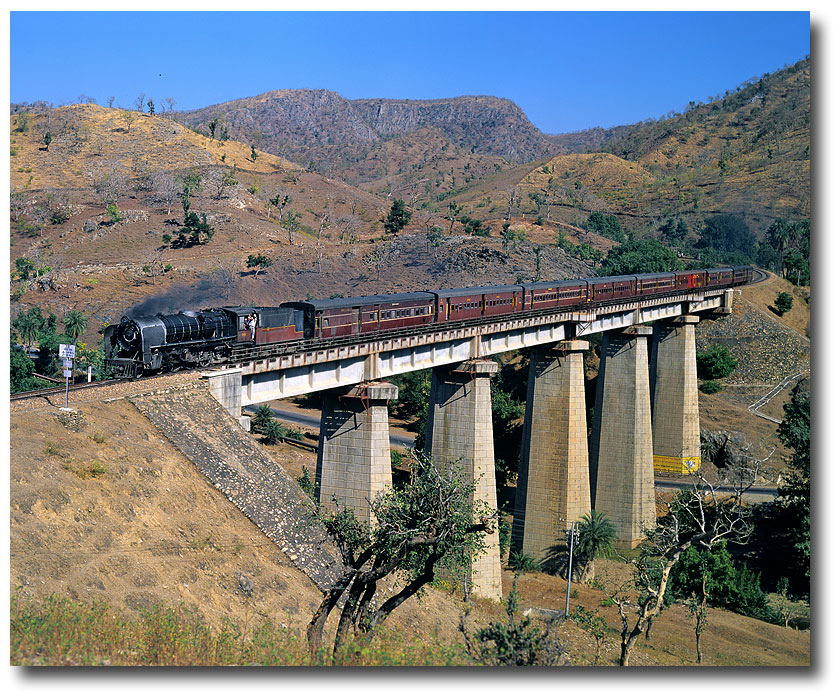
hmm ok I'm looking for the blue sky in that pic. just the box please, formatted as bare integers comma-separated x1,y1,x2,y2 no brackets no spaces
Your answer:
10,11,810,134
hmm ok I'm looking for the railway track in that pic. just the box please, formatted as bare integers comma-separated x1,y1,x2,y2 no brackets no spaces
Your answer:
748,267,770,285
10,378,125,402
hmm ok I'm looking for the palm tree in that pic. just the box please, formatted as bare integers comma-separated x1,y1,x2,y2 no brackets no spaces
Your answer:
14,311,42,347
63,310,87,343
251,404,273,434
574,510,617,583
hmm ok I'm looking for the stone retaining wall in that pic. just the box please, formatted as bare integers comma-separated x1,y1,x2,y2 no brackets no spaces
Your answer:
131,382,343,590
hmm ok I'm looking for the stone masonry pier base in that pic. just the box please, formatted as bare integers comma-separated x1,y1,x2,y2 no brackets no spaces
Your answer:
425,360,502,601
512,341,591,563
650,316,701,474
203,368,250,431
589,327,656,548
315,382,398,524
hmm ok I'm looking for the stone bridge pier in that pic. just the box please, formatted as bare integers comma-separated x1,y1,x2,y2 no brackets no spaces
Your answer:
650,315,701,474
425,359,502,601
315,382,398,524
589,326,656,548
512,340,591,563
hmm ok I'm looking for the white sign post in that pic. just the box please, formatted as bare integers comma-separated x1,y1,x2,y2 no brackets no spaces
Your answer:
58,344,76,410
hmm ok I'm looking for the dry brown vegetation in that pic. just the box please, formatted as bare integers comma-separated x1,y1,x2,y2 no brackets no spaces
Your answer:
10,395,809,666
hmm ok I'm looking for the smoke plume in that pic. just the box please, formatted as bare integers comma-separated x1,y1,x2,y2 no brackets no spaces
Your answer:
125,279,230,318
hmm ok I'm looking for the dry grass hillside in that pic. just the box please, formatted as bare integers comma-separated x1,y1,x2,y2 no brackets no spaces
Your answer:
9,396,496,648
10,393,810,666
437,59,809,238
8,103,595,342
9,104,299,191
351,125,508,199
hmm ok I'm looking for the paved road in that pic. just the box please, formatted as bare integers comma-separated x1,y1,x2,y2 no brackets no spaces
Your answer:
250,406,777,499
656,479,777,498
245,404,415,449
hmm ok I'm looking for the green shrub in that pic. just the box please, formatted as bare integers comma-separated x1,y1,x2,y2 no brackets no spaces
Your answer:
261,419,285,445
105,202,122,224
51,207,71,225
474,577,561,665
251,404,273,433
774,292,794,315
508,551,541,574
699,380,723,394
696,345,738,380
298,465,316,498
585,211,626,242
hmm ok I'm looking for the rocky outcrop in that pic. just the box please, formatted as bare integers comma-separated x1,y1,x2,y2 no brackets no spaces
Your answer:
181,90,557,175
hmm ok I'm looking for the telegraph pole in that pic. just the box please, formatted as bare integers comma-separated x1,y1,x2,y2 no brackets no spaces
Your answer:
565,521,577,617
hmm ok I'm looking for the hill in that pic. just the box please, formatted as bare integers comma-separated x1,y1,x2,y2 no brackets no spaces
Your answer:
426,59,810,240
179,90,556,183
9,103,300,191
9,104,595,343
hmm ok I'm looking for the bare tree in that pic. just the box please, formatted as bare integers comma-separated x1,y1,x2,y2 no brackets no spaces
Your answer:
143,247,166,286
131,157,154,193
42,188,72,225
314,207,332,273
610,452,767,666
335,213,361,244
418,210,441,250
504,187,517,222
10,186,27,222
150,171,179,215
164,97,176,114
88,160,128,206
205,165,239,200
362,242,394,282
134,92,146,113
213,257,241,301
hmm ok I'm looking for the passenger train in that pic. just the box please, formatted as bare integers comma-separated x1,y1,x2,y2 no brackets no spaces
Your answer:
104,266,754,377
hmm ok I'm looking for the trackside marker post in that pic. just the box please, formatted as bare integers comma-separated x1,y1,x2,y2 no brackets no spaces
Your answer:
59,344,76,410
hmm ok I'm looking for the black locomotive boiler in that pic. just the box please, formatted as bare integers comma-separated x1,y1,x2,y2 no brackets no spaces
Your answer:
104,305,304,376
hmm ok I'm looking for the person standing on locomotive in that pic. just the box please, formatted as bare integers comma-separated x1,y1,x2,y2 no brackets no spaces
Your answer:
246,314,257,341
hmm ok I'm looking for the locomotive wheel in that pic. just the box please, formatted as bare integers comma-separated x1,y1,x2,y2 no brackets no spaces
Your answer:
197,351,212,367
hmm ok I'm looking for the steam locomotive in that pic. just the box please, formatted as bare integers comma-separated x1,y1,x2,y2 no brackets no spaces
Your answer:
104,266,753,377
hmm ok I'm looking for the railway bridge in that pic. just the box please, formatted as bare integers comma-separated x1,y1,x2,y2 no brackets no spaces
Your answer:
203,287,735,601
